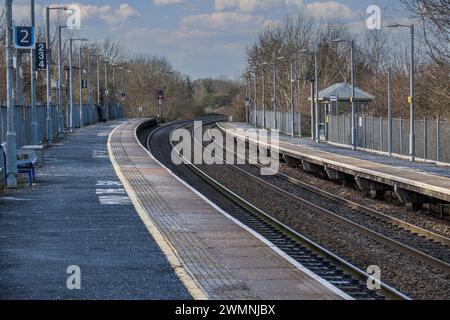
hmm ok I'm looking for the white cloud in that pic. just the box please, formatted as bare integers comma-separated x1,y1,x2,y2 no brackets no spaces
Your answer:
214,0,357,19
215,0,284,13
153,0,185,5
305,1,357,19
181,12,266,32
44,3,111,19
99,4,140,26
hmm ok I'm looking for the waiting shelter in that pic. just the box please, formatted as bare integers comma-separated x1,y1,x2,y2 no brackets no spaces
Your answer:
309,82,375,141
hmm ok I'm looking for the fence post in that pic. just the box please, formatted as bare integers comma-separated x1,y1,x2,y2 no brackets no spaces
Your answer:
387,69,392,155
423,118,427,160
363,117,367,148
436,117,440,162
380,117,383,152
400,118,403,155
371,117,375,150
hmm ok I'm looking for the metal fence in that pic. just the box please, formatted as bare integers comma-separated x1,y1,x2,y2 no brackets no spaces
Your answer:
250,108,450,164
1,103,123,149
251,109,312,138
328,115,450,163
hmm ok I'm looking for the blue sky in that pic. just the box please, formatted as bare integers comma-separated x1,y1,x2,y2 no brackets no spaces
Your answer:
8,0,409,79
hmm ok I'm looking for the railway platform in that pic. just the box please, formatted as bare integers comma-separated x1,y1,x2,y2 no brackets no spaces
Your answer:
0,120,190,299
108,119,349,300
218,122,450,207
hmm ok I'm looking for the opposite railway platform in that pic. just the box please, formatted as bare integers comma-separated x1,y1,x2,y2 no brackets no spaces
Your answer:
0,119,348,300
218,122,450,206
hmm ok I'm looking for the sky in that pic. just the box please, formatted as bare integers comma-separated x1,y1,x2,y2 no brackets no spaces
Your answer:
6,0,409,79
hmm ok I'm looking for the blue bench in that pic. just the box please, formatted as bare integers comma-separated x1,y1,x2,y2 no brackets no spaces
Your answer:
0,143,38,186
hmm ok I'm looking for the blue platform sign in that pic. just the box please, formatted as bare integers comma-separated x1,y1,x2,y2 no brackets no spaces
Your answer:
14,26,36,49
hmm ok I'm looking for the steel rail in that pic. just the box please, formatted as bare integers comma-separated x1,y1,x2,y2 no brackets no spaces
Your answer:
204,127,450,274
145,119,411,300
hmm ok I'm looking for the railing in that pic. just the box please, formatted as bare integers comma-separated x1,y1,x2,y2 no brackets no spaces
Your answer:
251,109,312,137
250,109,450,164
0,104,123,149
328,114,450,164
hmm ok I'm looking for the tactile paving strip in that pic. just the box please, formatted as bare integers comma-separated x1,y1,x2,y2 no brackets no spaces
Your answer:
110,121,256,299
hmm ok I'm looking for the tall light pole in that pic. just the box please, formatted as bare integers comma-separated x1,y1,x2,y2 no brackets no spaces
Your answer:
290,59,296,137
58,25,67,133
299,49,319,141
69,38,88,131
87,52,93,124
262,69,266,128
45,6,68,143
386,23,415,161
96,55,101,107
79,46,85,128
5,0,16,187
104,60,110,121
112,64,116,119
30,0,38,145
264,55,284,130
247,69,257,126
332,39,356,149
387,69,392,156
244,74,250,124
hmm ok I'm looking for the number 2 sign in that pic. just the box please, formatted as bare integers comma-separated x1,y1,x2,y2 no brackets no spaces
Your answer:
14,26,36,49
35,43,47,71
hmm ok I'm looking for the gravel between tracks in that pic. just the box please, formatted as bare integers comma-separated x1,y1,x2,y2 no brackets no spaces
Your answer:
196,162,450,300
279,163,450,238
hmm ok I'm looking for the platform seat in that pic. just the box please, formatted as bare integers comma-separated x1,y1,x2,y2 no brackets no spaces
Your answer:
0,143,38,186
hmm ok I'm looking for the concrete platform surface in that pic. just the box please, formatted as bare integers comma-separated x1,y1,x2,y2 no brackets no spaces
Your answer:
219,122,450,203
108,119,346,300
0,121,191,300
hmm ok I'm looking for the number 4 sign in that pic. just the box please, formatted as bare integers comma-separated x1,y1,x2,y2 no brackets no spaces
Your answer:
14,26,36,49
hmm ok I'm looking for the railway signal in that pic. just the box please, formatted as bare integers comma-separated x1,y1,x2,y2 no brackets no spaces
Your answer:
156,89,165,119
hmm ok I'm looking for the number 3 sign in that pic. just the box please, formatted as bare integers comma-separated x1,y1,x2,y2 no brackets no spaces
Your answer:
14,26,36,49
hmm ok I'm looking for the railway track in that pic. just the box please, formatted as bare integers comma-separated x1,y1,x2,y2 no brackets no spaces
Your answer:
144,119,410,300
202,127,450,274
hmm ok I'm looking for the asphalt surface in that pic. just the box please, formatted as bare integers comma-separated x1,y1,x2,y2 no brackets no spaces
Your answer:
0,121,191,300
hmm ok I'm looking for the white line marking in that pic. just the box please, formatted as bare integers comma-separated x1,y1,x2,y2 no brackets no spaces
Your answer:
136,122,353,301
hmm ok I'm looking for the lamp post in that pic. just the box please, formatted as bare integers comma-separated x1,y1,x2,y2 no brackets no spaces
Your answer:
104,60,109,121
87,51,93,124
79,45,89,128
332,39,356,150
96,56,101,107
263,56,284,130
45,6,68,143
290,59,296,137
244,74,250,124
111,64,116,119
5,0,16,187
69,38,88,131
386,23,415,161
246,68,257,126
387,69,392,156
58,25,67,133
299,49,319,142
261,67,266,128
30,0,38,145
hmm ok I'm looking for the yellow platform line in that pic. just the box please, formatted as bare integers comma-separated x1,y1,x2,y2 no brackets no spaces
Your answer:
107,121,207,300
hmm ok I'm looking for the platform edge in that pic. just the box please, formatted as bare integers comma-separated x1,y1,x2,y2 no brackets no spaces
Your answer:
107,121,208,301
